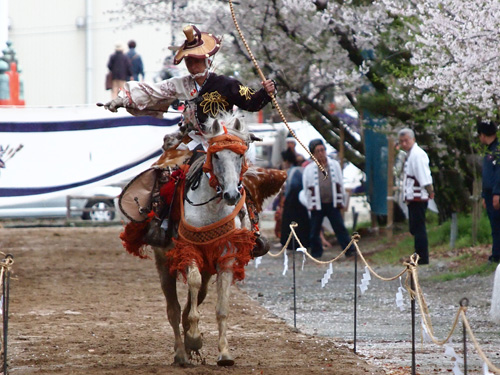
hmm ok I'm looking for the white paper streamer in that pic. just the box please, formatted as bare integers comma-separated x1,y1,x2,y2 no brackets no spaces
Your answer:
396,276,406,311
359,266,371,294
483,362,494,375
321,263,333,288
452,362,463,375
297,247,307,270
444,343,464,375
421,318,432,343
282,250,288,276
254,256,262,268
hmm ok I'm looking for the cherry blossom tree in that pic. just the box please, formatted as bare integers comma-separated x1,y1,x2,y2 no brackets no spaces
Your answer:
379,0,500,116
115,0,487,219
114,0,402,169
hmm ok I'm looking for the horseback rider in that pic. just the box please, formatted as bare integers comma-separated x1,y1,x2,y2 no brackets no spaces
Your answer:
103,25,278,257
104,24,276,151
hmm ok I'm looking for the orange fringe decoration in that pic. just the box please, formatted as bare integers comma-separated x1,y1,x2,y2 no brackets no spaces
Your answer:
167,183,255,282
168,229,255,282
119,211,155,259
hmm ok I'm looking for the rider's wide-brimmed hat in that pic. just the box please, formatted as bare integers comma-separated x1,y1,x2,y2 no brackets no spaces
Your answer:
171,25,221,65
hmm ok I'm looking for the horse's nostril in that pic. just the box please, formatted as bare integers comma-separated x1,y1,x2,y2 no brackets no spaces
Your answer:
223,191,241,205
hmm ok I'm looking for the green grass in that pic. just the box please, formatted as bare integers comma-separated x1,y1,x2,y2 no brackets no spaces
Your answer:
429,261,498,282
368,211,495,280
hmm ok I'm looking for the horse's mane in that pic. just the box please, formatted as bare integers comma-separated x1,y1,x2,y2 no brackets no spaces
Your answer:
243,165,263,178
205,112,251,144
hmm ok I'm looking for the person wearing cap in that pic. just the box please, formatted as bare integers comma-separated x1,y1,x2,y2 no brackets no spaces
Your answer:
126,40,145,81
285,133,305,166
301,139,354,259
477,120,500,263
104,25,275,137
398,128,434,265
107,42,133,99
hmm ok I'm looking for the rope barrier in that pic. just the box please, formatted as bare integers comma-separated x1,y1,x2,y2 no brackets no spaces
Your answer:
461,310,500,374
261,223,500,374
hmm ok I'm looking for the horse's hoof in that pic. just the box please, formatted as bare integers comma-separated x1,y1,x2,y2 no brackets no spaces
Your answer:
217,354,234,367
251,235,270,258
173,353,190,367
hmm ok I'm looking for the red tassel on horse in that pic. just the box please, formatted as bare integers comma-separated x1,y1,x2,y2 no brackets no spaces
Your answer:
119,211,155,259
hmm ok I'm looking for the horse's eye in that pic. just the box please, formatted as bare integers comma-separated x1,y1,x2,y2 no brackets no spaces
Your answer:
213,154,219,160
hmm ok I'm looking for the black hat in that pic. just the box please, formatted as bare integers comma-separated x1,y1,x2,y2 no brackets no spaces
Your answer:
281,148,297,166
309,139,324,154
477,120,498,136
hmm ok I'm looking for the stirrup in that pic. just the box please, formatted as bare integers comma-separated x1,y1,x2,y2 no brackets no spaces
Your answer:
251,234,269,258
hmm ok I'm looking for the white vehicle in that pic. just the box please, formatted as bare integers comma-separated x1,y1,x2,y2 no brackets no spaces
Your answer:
0,185,122,221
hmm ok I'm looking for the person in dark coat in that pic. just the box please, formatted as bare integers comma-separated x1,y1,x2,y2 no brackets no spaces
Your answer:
126,40,145,81
107,42,133,99
477,120,500,263
280,148,310,249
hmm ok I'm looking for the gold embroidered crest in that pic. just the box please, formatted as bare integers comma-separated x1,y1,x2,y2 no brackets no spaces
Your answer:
239,85,255,100
200,91,229,117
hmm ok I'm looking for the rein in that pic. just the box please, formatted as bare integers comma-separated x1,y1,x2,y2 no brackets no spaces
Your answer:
185,189,221,206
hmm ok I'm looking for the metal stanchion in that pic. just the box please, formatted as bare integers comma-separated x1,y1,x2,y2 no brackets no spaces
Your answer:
2,254,13,375
292,237,297,329
353,248,358,353
460,298,469,375
410,258,416,375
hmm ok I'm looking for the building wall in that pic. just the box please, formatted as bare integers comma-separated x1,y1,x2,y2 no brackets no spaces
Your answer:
7,0,179,105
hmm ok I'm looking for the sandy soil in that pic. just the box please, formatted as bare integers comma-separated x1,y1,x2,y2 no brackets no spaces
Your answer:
0,226,384,375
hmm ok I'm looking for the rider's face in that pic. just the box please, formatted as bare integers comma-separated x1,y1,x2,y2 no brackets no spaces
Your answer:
185,57,207,75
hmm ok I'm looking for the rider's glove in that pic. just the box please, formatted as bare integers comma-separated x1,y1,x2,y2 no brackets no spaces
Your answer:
104,97,126,112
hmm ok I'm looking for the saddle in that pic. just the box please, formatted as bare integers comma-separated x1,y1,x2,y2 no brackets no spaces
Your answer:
119,149,287,259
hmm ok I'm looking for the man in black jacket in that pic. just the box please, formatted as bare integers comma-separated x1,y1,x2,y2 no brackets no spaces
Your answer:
478,120,500,263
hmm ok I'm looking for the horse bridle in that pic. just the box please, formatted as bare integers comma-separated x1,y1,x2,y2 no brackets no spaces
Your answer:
185,134,247,206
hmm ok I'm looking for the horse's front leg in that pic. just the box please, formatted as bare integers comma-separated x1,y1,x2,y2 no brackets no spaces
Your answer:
153,247,189,366
184,262,203,353
216,264,235,366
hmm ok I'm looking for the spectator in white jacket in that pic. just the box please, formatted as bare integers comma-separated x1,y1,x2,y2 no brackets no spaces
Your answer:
302,139,354,259
398,128,434,265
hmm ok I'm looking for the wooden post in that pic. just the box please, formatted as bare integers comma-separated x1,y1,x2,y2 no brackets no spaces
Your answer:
471,178,482,245
339,124,345,170
386,136,395,240
339,124,346,219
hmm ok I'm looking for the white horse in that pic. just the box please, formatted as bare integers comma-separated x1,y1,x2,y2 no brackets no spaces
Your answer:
152,114,266,366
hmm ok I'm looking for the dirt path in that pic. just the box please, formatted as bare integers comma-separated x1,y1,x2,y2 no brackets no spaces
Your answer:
0,226,384,375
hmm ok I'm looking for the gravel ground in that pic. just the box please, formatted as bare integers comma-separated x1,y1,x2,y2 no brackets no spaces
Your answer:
240,237,500,375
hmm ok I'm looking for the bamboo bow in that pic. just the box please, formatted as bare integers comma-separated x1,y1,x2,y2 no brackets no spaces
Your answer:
228,0,328,178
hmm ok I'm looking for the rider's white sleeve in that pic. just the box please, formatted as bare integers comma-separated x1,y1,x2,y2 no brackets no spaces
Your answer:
119,75,197,110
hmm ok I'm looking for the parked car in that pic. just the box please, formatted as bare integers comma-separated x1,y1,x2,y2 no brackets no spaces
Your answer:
0,185,122,221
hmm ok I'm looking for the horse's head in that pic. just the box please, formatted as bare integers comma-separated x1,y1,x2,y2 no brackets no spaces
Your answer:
202,114,251,206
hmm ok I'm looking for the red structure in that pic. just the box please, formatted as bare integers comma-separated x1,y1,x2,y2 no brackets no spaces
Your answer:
0,62,24,106
0,41,25,106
